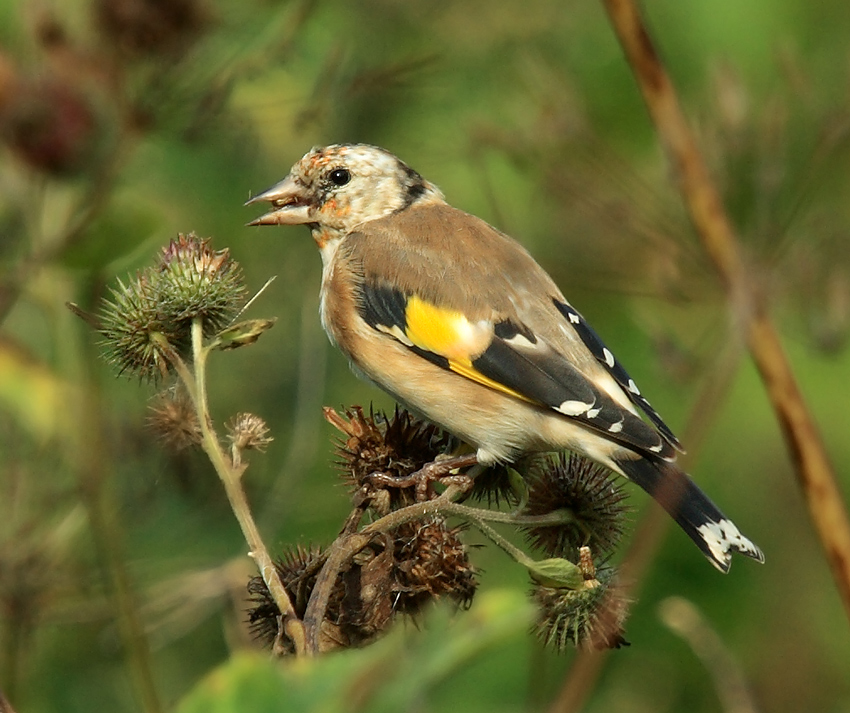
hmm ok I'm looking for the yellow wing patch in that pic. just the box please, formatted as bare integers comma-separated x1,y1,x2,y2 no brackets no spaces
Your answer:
403,296,487,361
403,295,531,403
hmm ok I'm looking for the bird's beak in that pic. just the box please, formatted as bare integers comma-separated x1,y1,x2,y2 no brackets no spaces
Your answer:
245,175,313,226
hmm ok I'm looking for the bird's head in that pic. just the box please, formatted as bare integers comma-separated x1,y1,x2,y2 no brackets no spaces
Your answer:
246,144,444,238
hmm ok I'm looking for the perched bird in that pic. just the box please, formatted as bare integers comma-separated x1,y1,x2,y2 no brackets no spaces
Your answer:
247,143,764,573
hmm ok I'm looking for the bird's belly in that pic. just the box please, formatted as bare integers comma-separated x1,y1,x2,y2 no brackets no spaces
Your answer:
343,332,627,469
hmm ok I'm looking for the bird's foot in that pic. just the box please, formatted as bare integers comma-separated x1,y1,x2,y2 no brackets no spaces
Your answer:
368,453,479,501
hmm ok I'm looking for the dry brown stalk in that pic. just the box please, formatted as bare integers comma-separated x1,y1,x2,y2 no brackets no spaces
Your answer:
600,0,850,622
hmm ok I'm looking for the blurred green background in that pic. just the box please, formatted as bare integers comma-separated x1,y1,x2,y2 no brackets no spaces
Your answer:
1,0,849,711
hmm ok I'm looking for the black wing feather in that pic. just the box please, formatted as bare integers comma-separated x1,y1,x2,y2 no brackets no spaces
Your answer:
359,283,408,332
358,283,450,369
472,332,673,459
553,299,682,452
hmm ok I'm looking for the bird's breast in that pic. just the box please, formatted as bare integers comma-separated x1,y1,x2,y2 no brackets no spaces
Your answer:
317,235,349,347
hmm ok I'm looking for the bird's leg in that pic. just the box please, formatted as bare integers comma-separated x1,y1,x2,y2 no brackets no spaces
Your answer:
413,453,479,500
368,453,479,501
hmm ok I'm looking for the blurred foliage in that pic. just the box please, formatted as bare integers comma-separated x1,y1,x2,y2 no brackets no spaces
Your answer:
178,590,536,713
1,0,850,711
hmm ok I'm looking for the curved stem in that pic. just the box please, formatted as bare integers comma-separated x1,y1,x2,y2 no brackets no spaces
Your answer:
461,514,538,569
185,319,305,655
362,497,574,536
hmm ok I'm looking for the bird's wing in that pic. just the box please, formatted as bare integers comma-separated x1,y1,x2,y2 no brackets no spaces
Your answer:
346,202,680,460
550,299,683,452
356,280,676,461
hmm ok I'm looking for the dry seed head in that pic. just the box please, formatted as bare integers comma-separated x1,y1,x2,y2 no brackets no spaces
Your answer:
246,545,327,652
247,519,477,654
227,413,272,452
328,406,451,508
247,539,400,654
468,464,521,507
147,388,201,450
392,517,477,615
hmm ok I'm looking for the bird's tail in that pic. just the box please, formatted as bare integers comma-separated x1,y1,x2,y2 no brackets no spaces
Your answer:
612,455,764,572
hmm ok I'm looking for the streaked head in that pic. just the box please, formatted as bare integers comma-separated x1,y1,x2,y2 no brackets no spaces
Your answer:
246,144,444,235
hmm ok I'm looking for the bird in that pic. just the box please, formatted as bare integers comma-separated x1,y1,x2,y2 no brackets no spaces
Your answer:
246,143,764,573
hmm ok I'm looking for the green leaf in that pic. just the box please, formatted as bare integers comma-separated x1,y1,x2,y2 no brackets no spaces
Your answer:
213,318,277,350
526,557,584,589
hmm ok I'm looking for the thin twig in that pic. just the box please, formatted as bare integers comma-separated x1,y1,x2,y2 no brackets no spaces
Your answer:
184,318,306,655
601,0,850,620
301,531,373,654
361,497,574,534
233,276,277,323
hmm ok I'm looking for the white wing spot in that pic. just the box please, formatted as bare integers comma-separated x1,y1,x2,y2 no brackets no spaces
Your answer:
628,379,640,395
557,400,592,416
649,442,664,452
586,407,601,418
504,333,537,349
377,323,413,346
602,348,615,367
568,312,580,324
608,420,623,433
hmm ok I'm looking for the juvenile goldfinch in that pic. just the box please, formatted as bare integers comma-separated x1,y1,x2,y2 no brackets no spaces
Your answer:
247,143,764,573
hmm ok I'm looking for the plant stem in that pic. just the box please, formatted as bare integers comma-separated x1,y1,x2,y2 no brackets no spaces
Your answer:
362,498,574,536
659,597,760,713
186,319,305,655
601,0,850,624
461,514,539,569
301,531,372,654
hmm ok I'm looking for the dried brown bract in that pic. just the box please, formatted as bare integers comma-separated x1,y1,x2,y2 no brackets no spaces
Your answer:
392,518,477,615
327,406,451,509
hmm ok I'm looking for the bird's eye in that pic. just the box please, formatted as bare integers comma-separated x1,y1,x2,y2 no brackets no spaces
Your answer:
328,168,351,186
